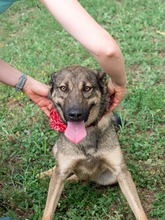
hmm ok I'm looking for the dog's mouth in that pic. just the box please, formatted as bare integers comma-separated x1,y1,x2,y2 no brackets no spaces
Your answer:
65,121,87,144
64,107,88,144
50,108,87,144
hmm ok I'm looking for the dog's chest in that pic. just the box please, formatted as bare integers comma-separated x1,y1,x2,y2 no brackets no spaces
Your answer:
74,155,106,180
56,134,108,180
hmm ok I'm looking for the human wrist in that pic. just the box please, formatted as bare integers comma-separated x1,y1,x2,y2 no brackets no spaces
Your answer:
22,75,34,92
111,68,127,88
110,79,126,90
15,73,27,91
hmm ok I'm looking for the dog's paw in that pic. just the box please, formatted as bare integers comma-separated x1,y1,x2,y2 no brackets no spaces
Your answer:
36,167,55,179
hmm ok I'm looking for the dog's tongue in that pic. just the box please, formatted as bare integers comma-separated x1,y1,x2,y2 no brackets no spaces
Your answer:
64,121,87,144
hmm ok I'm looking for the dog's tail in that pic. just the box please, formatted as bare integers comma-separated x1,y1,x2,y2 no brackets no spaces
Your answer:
112,114,127,129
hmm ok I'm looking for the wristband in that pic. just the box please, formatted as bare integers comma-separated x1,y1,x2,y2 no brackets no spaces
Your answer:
15,73,27,91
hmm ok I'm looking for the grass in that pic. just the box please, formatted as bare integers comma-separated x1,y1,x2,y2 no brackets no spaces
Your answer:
0,0,165,219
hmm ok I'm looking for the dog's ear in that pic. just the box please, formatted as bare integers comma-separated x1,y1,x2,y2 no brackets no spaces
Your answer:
96,70,107,89
49,72,58,99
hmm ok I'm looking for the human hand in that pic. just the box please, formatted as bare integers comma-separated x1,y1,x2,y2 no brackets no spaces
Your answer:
23,76,52,117
107,79,126,112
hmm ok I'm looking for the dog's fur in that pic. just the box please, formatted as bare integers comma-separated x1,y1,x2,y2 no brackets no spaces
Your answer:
42,65,147,220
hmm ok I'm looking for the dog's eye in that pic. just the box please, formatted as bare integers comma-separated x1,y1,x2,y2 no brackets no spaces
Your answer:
84,86,92,92
59,86,68,92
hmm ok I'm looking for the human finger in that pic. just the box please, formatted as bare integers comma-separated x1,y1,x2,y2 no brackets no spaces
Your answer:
41,106,51,117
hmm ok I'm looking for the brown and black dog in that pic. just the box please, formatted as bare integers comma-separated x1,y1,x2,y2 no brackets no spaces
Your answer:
41,65,147,220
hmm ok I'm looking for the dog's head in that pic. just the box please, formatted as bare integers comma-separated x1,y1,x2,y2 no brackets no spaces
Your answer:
49,65,109,143
49,65,108,125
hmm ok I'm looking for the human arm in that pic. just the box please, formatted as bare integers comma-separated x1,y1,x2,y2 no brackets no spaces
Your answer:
0,59,51,116
40,0,126,111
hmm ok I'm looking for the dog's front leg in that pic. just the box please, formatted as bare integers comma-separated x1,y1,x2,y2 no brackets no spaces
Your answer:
104,144,148,219
117,167,148,220
42,166,67,220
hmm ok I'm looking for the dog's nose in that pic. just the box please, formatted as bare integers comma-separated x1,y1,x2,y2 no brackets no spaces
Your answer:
68,108,84,121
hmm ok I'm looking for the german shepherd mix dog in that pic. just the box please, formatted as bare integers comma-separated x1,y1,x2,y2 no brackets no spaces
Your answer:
42,65,147,220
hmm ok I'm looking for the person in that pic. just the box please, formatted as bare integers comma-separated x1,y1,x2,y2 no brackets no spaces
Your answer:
0,0,127,117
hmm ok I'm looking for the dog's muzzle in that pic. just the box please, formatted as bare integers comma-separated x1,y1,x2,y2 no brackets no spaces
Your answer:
64,107,88,122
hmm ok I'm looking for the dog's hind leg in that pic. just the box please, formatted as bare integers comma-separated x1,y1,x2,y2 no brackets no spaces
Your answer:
95,169,117,186
117,167,148,220
67,174,79,182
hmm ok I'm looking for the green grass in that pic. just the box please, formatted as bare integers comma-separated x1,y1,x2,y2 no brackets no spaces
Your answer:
0,0,165,219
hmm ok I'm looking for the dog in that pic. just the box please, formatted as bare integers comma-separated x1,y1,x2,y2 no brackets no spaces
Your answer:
41,65,147,220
